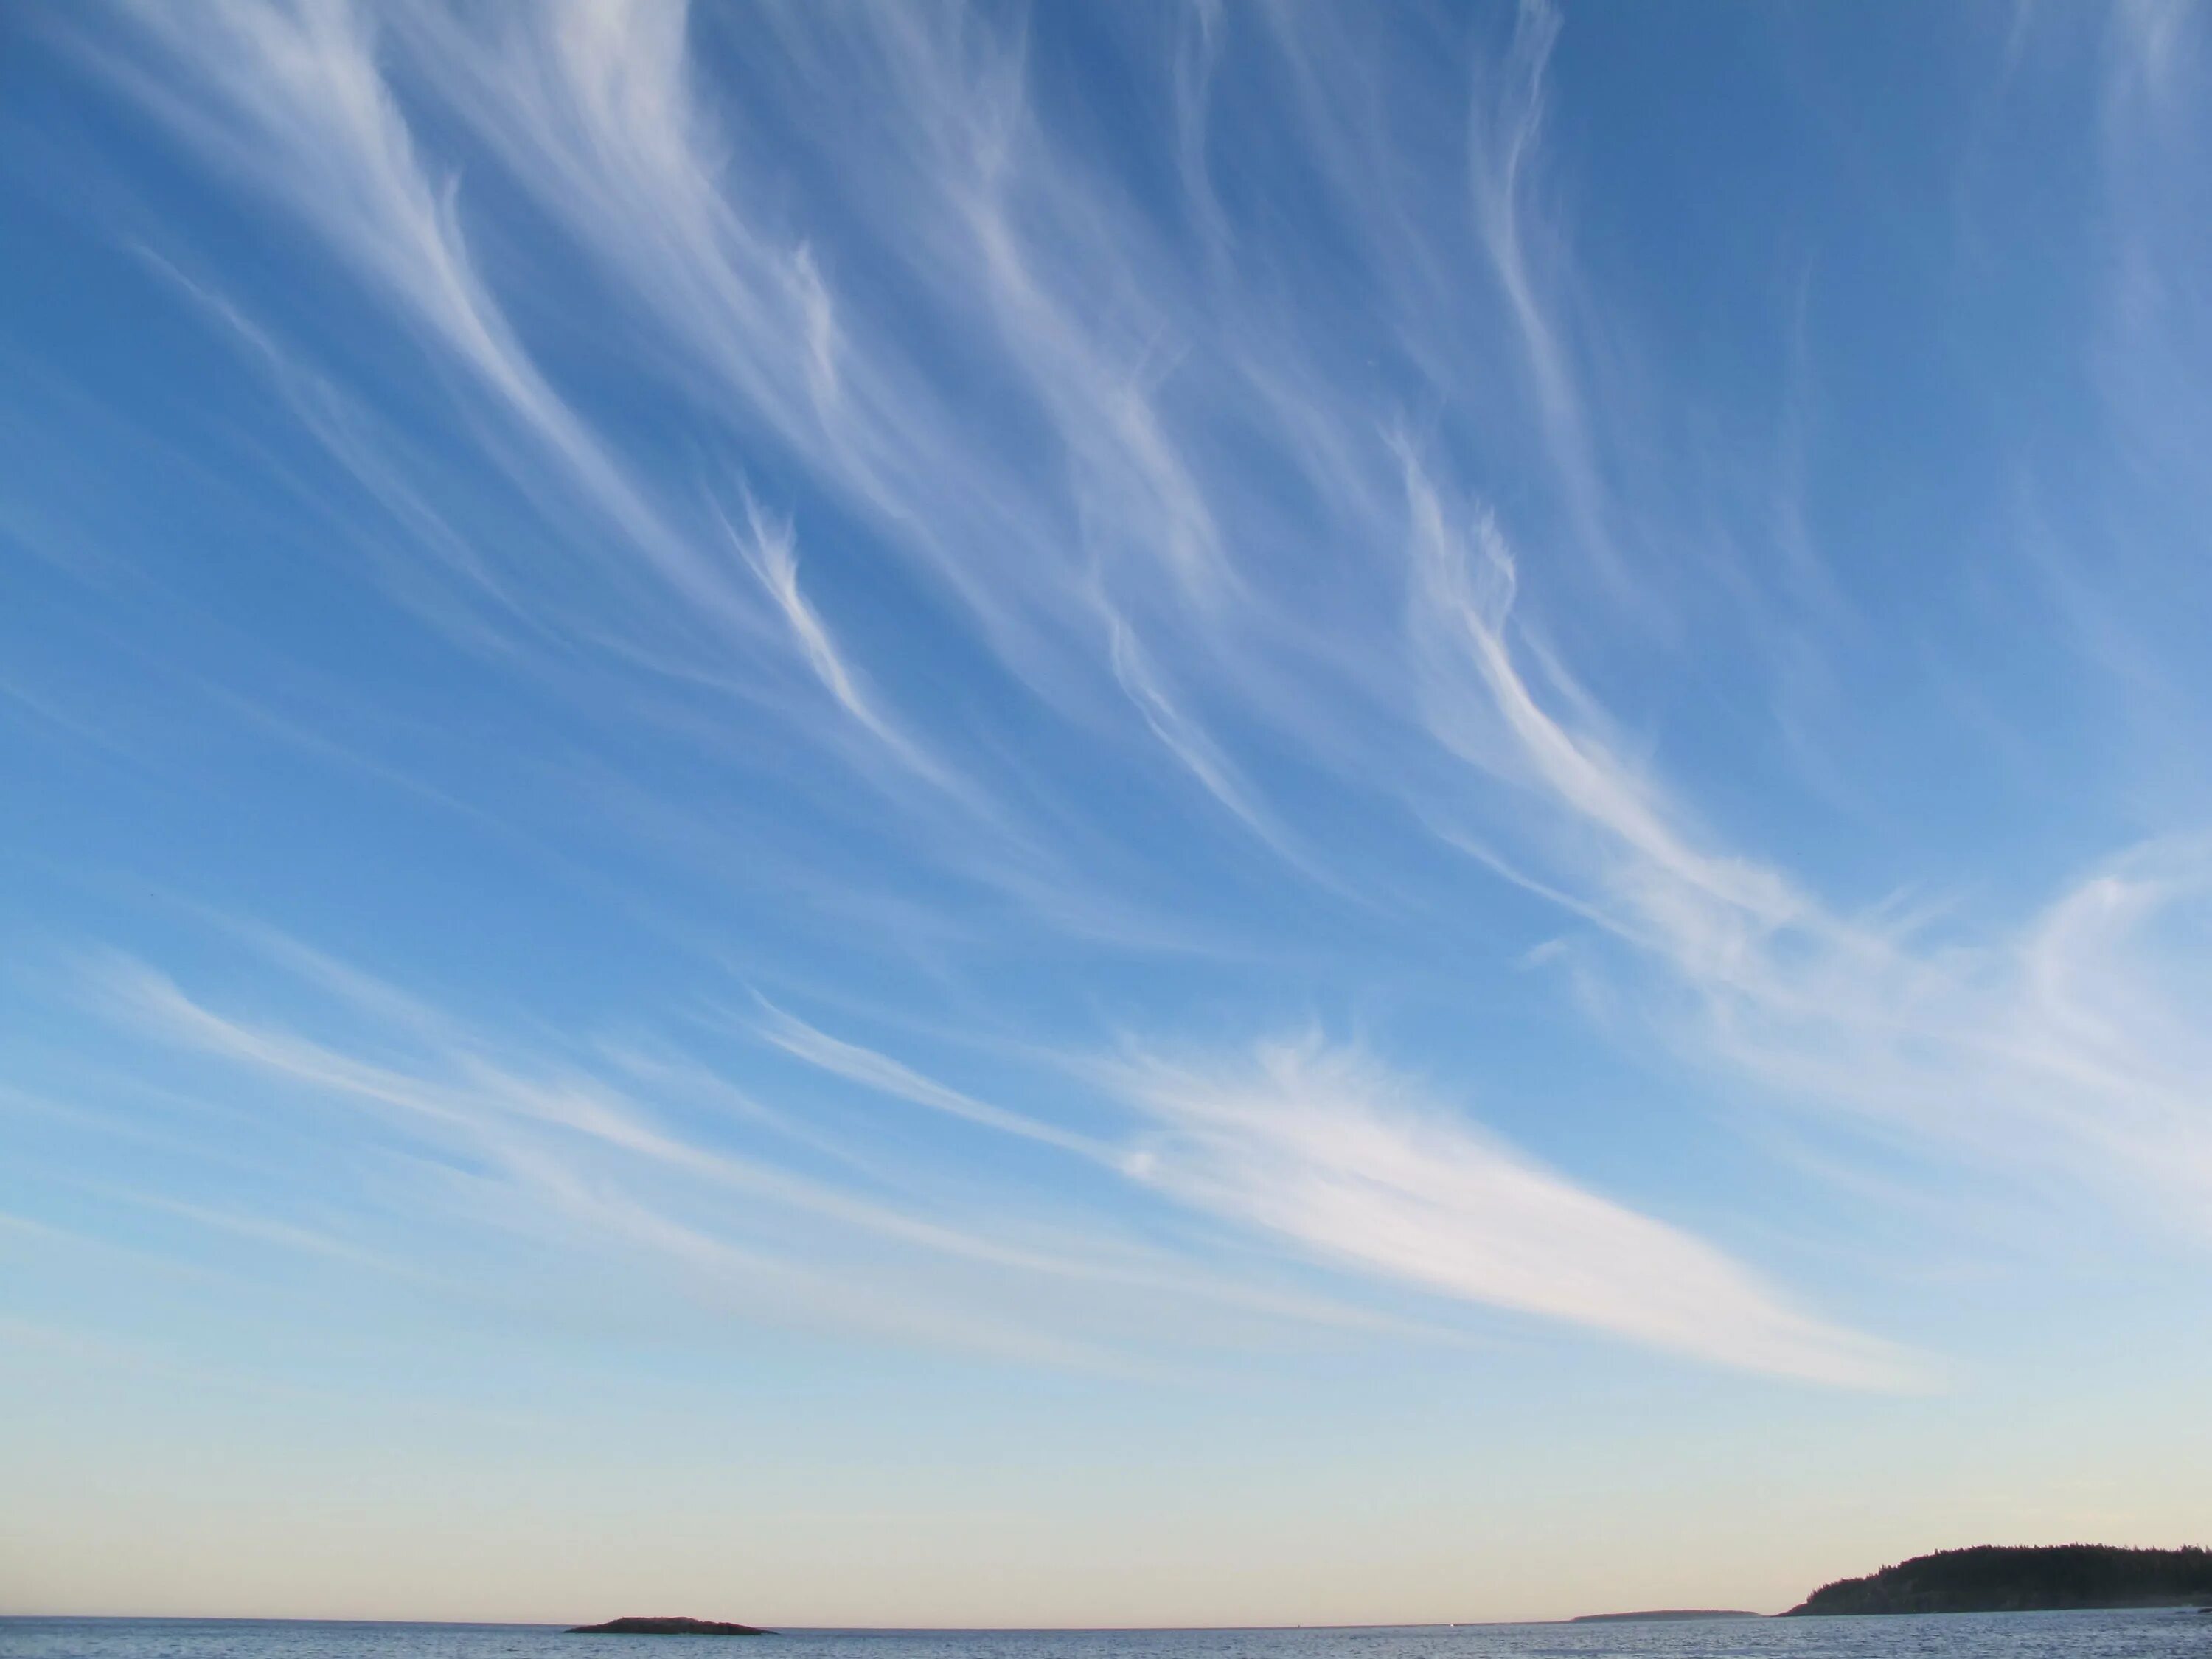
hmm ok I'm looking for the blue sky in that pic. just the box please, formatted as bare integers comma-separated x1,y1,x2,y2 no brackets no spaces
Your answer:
4,0,2211,1627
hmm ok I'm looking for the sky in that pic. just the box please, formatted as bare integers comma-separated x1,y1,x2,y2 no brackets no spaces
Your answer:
4,0,2211,1629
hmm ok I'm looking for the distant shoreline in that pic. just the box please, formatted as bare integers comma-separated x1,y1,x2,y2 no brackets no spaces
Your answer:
4,1619,1624,1633
10,1591,2210,1631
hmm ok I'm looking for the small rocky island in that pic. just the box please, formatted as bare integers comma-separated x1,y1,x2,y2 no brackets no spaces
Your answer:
568,1618,772,1636
1785,1545,2212,1615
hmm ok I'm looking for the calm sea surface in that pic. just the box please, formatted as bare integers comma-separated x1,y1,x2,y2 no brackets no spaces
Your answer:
5,1616,2210,1659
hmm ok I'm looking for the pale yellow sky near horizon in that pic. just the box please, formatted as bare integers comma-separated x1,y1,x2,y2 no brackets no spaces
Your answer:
7,1360,2208,1629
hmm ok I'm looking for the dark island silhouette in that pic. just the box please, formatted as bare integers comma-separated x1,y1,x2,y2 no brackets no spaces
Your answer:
568,1618,772,1636
1784,1544,2212,1615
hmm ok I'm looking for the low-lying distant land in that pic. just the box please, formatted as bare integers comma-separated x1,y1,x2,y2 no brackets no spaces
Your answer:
1783,1545,2212,1615
1562,1544,2212,1623
572,1548,2212,1635
568,1618,772,1636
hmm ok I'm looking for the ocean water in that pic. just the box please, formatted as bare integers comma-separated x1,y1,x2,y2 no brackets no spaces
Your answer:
5,1615,2210,1659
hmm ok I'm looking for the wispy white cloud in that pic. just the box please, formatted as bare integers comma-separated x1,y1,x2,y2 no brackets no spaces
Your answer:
77,946,1458,1366
96,0,732,616
1461,0,1621,590
44,928,1924,1384
746,995,1108,1161
1110,1034,1923,1388
1399,465,2212,1241
736,997,1912,1385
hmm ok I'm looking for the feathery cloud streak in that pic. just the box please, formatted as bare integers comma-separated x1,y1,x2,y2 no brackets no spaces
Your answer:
1113,1037,1921,1388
